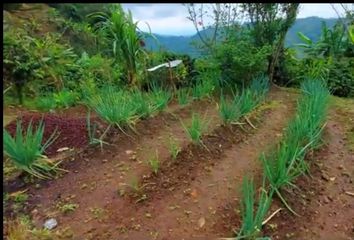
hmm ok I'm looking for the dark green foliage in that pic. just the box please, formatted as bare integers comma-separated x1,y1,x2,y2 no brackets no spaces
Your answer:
327,57,354,97
213,37,271,87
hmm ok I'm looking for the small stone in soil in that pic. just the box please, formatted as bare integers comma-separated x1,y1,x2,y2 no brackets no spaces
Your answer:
44,218,58,230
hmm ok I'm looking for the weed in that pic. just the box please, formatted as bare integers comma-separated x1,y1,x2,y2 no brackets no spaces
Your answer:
57,203,79,214
3,119,62,179
53,89,78,108
168,136,181,160
13,193,28,203
147,150,160,175
90,207,105,219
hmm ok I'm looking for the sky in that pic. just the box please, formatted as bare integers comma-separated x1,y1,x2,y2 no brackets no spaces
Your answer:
121,3,353,36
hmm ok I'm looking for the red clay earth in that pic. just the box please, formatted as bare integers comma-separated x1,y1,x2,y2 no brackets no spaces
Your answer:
5,113,104,157
3,89,353,239
5,88,296,240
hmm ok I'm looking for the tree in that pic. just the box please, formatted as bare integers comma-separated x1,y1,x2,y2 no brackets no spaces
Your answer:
89,4,149,88
185,4,241,54
240,3,300,84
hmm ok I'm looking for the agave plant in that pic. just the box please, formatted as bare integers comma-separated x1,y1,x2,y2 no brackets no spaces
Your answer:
3,119,60,179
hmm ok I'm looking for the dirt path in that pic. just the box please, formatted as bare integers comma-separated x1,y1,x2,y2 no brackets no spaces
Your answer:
27,99,220,237
79,88,297,239
263,100,354,240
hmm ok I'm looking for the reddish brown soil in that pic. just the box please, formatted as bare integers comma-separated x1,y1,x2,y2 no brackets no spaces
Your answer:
102,89,297,240
17,99,219,236
5,113,103,157
6,88,296,240
263,107,354,239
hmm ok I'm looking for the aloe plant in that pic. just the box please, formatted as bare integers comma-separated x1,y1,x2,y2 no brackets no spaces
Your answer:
3,119,60,179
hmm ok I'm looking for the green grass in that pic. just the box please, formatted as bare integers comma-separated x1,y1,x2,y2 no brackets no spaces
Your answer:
3,119,61,179
57,203,79,214
35,95,57,112
182,113,209,145
53,89,79,108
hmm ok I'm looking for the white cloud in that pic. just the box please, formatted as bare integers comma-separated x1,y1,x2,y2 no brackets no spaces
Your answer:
121,3,352,36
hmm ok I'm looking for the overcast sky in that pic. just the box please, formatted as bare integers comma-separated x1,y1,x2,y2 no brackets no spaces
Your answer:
121,3,352,36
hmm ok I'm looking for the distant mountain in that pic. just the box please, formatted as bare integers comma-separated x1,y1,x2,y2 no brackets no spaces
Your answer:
143,17,339,57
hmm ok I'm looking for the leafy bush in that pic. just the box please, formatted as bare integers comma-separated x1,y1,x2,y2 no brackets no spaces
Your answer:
3,119,60,179
213,36,271,87
327,57,354,97
35,95,57,112
53,89,79,108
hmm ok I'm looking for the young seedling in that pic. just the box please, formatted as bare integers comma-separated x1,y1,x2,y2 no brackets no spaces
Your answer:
182,113,209,146
86,111,109,150
168,136,181,160
147,150,160,175
57,203,79,214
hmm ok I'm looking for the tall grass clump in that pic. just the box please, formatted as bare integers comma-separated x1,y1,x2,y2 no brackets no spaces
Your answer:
219,93,241,125
237,176,272,239
131,89,157,119
86,86,138,135
3,119,60,179
249,74,270,103
35,95,57,112
182,113,209,145
177,88,190,106
233,75,270,117
149,83,171,111
192,79,215,100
